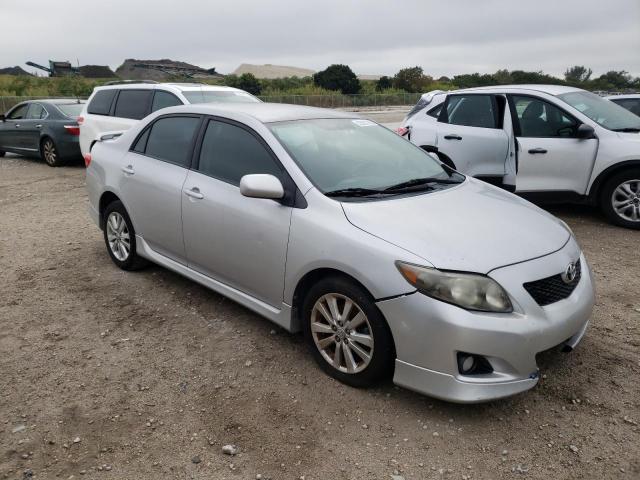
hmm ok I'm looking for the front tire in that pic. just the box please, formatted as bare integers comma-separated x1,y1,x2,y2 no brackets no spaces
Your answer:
600,169,640,229
302,276,395,388
102,201,147,270
0,150,5,157
41,137,62,167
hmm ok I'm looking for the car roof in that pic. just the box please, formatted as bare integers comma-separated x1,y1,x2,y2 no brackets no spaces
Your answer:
427,84,583,97
17,98,85,105
166,103,359,123
93,82,245,93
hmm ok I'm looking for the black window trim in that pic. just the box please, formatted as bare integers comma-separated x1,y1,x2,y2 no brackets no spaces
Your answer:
437,93,501,130
112,88,154,120
507,93,582,139
151,90,184,113
128,113,204,169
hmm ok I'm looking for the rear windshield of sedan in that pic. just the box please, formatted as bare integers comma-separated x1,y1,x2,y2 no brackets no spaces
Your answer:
182,90,261,104
56,103,85,118
269,118,454,193
557,91,640,131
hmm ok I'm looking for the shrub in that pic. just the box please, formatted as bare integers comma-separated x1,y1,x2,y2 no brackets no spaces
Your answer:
313,64,361,94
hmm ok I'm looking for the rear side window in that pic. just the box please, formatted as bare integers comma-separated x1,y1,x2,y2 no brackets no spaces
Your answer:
143,116,200,167
114,90,153,120
26,103,47,119
427,104,442,118
440,95,497,129
197,120,282,185
87,90,117,115
151,91,183,112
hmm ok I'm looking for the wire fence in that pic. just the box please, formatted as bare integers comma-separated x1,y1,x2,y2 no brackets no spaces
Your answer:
0,93,423,113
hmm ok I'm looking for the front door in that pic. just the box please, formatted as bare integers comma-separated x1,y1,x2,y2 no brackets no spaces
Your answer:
508,95,598,194
436,93,509,179
120,115,202,264
0,103,30,153
182,118,292,308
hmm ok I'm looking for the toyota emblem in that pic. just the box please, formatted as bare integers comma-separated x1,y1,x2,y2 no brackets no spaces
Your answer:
561,262,578,284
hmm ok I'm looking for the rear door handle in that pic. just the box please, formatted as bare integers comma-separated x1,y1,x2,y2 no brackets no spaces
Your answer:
14,124,20,128
528,148,547,154
35,124,42,128
121,165,135,175
444,134,462,140
184,187,204,200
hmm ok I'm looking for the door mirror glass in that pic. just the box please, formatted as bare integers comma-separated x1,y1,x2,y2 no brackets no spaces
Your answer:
240,174,284,200
0,114,5,122
576,123,596,139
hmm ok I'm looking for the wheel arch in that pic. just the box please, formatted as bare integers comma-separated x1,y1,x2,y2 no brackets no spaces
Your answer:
588,160,640,203
98,191,122,228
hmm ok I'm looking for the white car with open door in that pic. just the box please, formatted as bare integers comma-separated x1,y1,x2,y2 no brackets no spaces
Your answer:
398,85,640,229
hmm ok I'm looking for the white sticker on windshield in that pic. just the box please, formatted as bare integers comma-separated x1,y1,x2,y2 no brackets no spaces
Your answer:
352,119,375,127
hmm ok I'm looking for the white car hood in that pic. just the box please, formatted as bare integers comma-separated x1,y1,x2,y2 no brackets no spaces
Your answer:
341,179,570,274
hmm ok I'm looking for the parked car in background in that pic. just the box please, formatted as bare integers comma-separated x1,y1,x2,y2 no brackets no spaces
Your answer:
0,99,85,166
398,85,640,229
86,103,594,403
79,82,261,156
606,94,640,117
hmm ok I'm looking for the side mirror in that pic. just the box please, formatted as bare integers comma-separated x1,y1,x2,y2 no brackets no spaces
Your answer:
0,114,5,122
239,174,284,200
576,123,596,139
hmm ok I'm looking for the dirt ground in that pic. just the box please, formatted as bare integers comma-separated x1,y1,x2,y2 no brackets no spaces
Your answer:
0,151,638,480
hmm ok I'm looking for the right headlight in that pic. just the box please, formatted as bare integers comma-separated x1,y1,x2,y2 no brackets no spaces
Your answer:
395,262,513,313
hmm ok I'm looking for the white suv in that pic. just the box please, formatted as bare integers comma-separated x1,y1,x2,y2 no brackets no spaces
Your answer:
399,85,640,228
79,82,260,155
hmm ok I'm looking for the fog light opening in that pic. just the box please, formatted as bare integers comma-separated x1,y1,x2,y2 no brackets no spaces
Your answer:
457,352,494,375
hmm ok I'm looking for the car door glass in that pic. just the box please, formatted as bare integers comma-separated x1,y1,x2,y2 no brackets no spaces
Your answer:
87,90,117,115
151,91,183,112
427,104,442,118
443,95,497,128
198,120,282,185
512,96,578,138
114,90,153,120
143,116,200,167
613,99,640,116
7,104,28,120
26,104,46,120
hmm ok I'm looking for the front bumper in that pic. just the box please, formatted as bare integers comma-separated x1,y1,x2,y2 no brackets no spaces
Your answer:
377,238,595,403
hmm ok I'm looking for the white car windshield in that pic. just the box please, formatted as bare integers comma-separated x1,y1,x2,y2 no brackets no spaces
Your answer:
182,90,261,104
270,118,463,196
558,91,640,132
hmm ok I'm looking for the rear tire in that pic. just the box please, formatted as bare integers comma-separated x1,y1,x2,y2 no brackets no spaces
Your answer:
102,201,148,270
41,137,62,167
600,168,640,229
302,276,395,388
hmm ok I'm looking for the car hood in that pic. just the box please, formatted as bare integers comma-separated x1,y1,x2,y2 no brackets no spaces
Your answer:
340,179,570,273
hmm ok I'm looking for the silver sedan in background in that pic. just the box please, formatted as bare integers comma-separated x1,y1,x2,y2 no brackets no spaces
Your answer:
85,103,595,403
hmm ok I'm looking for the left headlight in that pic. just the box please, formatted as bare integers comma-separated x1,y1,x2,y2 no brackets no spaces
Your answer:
395,262,513,313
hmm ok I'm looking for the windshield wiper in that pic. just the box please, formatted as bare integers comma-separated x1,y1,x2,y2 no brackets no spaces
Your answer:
383,176,462,192
325,187,392,198
613,127,640,133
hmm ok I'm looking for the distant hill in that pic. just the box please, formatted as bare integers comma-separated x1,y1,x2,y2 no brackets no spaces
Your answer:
115,59,222,80
233,63,315,79
79,65,117,78
0,66,32,76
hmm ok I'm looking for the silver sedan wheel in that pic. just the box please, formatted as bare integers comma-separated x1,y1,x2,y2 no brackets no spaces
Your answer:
43,139,57,165
611,179,640,222
311,293,374,374
106,212,131,261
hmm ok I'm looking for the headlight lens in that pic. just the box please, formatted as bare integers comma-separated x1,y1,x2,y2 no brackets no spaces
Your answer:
395,262,513,313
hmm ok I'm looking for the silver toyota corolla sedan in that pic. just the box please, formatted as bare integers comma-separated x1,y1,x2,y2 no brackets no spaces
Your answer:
85,103,595,403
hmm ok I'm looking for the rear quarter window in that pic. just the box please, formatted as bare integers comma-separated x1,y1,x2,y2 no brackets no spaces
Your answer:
87,90,117,115
114,90,153,120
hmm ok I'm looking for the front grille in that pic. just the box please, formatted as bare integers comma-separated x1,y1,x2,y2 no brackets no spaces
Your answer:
523,260,581,307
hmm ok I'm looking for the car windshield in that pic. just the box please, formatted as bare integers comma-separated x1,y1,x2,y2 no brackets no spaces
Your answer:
269,118,462,196
182,90,261,104
557,91,640,131
55,103,84,118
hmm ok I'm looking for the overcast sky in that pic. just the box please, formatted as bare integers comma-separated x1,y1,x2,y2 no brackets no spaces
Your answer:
3,0,639,78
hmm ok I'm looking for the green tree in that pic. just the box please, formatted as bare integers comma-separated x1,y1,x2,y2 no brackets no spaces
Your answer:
564,66,592,84
313,64,361,94
592,70,634,90
392,67,432,93
237,73,262,95
375,75,393,91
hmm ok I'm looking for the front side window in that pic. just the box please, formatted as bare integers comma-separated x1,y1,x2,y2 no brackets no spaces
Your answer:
7,104,28,120
183,90,261,104
511,95,578,138
441,95,497,129
151,91,183,112
26,103,46,120
114,90,153,120
142,116,200,167
87,90,116,115
198,120,282,184
270,119,457,194
558,90,640,132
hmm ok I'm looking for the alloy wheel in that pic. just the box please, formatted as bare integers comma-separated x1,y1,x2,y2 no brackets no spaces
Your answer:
311,293,374,374
43,139,57,166
611,179,640,223
106,212,131,261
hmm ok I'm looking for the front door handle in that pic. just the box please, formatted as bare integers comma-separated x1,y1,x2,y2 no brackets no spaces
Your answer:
184,187,204,200
121,165,135,175
14,124,20,128
528,148,548,154
444,134,462,140
35,124,42,128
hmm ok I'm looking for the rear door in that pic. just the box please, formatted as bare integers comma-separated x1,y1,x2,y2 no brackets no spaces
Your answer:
508,94,598,194
22,103,48,151
436,94,509,180
119,114,202,264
